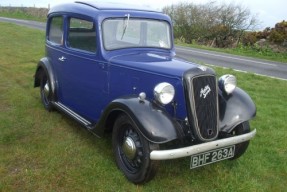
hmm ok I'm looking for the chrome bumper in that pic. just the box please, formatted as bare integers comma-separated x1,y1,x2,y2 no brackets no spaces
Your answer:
150,129,256,160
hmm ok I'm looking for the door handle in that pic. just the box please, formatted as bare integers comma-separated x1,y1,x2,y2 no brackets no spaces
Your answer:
58,56,66,62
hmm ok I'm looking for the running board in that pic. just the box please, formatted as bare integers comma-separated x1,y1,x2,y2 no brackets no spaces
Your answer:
53,102,92,127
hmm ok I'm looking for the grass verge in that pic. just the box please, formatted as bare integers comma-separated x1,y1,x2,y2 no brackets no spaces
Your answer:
0,22,286,191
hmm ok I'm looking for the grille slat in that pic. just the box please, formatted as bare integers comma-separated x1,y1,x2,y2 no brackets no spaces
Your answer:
189,75,218,141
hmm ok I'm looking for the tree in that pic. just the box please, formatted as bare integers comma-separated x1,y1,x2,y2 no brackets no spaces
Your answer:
162,1,259,47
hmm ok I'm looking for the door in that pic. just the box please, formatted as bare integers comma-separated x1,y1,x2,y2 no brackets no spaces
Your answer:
56,16,109,122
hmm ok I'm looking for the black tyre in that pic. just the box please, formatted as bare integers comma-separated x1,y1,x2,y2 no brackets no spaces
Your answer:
40,71,53,111
112,114,159,184
230,121,250,160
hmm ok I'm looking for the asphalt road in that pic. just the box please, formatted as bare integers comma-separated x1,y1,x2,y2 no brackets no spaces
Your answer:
176,46,287,80
0,17,46,31
1,17,287,80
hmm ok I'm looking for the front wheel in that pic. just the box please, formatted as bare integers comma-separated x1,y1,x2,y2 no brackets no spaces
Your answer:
112,114,159,184
230,121,250,160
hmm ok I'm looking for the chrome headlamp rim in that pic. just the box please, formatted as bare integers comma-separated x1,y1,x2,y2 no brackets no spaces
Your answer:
218,74,237,95
154,82,175,105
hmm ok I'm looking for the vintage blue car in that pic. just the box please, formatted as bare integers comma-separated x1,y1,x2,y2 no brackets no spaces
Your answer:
34,1,256,184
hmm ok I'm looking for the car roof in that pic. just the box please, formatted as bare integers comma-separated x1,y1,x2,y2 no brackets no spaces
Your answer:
48,1,161,16
75,1,160,12
48,1,170,22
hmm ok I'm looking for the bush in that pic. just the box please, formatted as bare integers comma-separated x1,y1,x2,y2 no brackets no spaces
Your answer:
269,30,285,44
242,32,257,46
269,20,287,44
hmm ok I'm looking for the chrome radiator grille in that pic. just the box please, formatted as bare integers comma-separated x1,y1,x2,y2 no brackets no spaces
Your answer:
185,74,219,141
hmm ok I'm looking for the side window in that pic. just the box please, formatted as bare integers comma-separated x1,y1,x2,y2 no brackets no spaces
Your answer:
48,16,63,45
67,18,96,53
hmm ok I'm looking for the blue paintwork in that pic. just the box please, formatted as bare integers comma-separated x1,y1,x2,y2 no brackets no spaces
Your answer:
34,1,256,143
46,1,191,123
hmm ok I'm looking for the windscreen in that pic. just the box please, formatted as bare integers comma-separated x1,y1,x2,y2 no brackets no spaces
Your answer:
102,18,171,50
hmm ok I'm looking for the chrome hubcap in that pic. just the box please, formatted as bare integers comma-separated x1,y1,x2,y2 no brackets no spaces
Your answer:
122,136,136,160
44,83,50,98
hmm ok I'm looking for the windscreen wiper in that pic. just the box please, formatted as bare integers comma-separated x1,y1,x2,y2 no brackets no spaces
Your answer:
121,13,130,40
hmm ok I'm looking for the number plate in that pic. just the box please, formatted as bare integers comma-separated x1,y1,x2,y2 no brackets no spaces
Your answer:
190,145,235,169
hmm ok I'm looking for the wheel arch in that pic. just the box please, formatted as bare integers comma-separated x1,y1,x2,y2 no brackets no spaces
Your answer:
34,57,57,101
219,87,256,133
95,97,182,144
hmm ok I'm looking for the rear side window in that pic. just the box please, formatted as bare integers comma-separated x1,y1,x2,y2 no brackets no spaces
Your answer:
48,16,63,45
67,18,97,53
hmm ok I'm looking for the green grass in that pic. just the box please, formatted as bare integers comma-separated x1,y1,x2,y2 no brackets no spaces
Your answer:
0,7,47,22
0,22,286,191
176,42,287,64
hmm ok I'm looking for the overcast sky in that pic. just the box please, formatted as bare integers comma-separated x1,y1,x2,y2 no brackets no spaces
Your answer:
1,0,286,30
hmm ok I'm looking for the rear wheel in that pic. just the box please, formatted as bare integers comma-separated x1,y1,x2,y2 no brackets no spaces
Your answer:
230,121,250,160
112,114,159,184
40,71,53,111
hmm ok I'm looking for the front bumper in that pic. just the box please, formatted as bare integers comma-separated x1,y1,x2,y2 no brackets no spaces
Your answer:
150,129,256,160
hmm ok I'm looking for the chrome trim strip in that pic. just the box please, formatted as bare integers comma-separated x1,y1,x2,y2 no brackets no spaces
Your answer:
150,129,256,160
53,102,91,126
